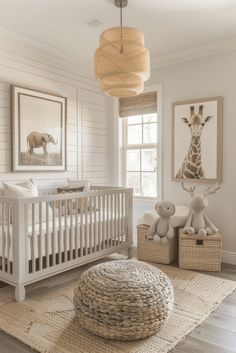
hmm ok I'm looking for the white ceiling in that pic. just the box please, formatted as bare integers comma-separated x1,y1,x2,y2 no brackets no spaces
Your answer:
0,0,236,66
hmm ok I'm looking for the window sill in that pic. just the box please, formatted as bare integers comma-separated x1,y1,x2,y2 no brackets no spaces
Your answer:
133,196,160,204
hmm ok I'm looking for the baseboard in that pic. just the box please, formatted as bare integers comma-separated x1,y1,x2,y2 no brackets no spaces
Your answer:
222,250,236,265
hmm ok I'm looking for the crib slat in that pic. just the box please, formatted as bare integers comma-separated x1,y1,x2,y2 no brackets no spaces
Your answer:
105,195,108,249
75,198,79,259
39,202,43,271
117,193,120,245
46,202,50,269
98,195,101,251
76,199,82,257
52,201,56,267
102,195,106,250
121,193,124,244
32,203,36,273
113,194,116,246
125,192,128,243
107,194,112,248
58,201,62,264
6,204,10,274
5,204,8,273
64,201,68,262
89,197,93,254
94,196,97,251
116,194,118,245
115,194,118,245
114,194,119,245
118,193,121,245
85,198,88,255
69,199,73,261
9,204,13,274
121,192,124,244
111,194,114,246
80,199,86,256
113,195,115,243
1,204,5,273
124,192,127,242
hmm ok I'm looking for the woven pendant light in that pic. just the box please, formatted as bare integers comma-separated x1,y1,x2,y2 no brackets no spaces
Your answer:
94,0,150,97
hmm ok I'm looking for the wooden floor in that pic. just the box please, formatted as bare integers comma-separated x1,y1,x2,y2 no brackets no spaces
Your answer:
0,263,236,353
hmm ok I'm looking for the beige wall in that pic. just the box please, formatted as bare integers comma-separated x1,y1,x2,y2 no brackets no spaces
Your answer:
147,50,236,262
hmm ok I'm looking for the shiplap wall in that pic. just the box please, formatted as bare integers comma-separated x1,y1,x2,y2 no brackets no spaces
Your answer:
0,31,110,187
81,90,109,184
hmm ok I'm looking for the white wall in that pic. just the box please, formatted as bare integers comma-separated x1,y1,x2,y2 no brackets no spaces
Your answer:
0,31,110,187
131,50,236,262
2,29,236,263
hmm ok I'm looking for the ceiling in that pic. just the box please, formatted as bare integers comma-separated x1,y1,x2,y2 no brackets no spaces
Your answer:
0,0,236,66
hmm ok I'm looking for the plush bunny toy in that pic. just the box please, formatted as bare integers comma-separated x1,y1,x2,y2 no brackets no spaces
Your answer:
146,201,176,244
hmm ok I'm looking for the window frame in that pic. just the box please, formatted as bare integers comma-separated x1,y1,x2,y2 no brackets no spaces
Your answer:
119,84,163,201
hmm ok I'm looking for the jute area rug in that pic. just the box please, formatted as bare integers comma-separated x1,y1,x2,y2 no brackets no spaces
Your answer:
0,258,235,353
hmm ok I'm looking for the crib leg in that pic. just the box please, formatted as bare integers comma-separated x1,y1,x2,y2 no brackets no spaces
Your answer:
15,285,25,302
127,246,133,259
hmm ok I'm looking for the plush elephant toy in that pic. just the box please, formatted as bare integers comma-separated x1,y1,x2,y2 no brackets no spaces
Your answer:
146,201,176,244
27,131,58,155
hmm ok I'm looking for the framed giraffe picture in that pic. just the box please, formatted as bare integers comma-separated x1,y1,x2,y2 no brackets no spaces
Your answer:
172,96,223,182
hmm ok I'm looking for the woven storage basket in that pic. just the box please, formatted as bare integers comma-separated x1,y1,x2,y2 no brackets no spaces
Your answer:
179,227,222,272
137,224,177,264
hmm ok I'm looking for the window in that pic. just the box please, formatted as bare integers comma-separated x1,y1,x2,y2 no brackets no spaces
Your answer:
118,87,162,199
124,113,158,197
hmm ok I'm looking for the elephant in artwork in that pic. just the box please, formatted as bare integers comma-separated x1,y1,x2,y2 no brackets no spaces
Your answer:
27,131,58,155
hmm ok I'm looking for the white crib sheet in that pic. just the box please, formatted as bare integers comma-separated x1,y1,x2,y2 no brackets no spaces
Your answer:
0,211,125,261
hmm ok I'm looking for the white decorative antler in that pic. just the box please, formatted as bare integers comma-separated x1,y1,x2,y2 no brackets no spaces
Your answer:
202,184,221,196
181,182,196,196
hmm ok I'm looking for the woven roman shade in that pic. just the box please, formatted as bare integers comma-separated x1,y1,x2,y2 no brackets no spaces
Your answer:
119,91,157,118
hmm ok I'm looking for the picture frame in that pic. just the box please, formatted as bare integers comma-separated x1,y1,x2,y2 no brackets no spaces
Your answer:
12,85,67,172
172,96,223,183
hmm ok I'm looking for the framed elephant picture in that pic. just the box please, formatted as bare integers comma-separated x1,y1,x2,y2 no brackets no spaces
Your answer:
12,85,67,171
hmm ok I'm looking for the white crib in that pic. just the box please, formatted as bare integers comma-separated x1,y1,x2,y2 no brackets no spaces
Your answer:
0,186,133,301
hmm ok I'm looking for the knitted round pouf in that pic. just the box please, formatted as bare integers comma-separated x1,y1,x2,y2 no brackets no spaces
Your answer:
73,260,174,340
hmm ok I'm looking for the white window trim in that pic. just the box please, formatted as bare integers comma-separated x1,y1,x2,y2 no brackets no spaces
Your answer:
114,84,163,202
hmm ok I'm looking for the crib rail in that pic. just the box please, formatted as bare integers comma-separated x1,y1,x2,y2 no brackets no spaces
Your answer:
0,187,132,287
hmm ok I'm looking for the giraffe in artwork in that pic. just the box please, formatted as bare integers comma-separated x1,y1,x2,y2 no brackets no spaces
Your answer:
176,105,212,179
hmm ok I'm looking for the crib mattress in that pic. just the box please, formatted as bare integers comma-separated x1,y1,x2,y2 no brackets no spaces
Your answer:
0,212,125,261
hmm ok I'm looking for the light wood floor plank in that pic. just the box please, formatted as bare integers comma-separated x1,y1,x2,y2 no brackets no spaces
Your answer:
207,310,236,333
190,322,236,351
174,336,235,353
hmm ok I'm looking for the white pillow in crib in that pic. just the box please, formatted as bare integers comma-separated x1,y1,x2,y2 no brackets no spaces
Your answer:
0,179,53,225
0,179,39,225
2,179,38,198
67,179,90,192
